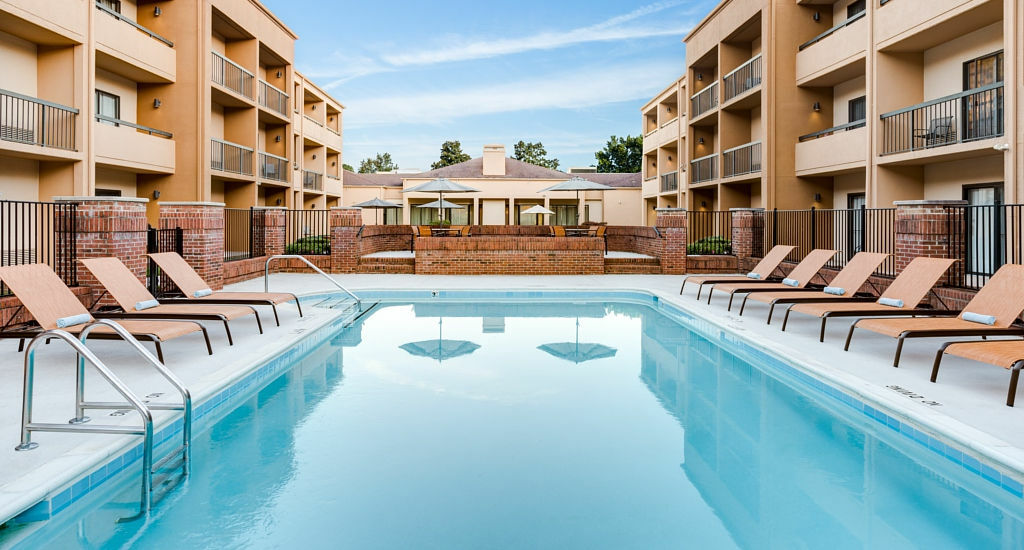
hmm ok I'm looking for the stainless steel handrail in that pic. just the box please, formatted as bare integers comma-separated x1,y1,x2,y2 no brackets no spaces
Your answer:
265,254,360,306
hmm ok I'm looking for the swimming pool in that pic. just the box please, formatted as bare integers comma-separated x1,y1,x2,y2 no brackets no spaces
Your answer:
3,294,1022,548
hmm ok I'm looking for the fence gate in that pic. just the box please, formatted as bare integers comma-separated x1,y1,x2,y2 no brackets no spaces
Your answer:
147,226,183,298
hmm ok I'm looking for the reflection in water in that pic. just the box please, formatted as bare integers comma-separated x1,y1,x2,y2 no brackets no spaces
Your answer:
537,318,617,364
399,318,480,362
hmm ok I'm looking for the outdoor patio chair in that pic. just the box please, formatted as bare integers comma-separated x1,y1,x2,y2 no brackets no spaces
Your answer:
705,249,838,310
0,264,211,363
914,116,955,148
80,257,263,345
844,264,1024,367
782,257,957,342
736,252,890,323
680,245,796,298
417,225,433,237
552,226,567,237
930,340,1024,406
148,252,301,326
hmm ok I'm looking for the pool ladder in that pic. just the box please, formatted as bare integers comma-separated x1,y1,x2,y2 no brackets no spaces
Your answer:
15,319,192,515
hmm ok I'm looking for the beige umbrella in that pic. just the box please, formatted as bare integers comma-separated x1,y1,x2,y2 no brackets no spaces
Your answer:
539,177,613,225
520,204,554,226
403,178,479,222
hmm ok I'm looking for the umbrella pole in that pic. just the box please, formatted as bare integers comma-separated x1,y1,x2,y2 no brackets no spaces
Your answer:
439,192,444,224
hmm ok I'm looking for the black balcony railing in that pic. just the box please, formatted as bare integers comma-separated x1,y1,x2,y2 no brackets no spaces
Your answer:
303,170,324,191
0,200,77,296
285,209,330,255
798,119,866,142
95,1,173,47
259,152,288,182
880,83,1004,155
258,80,288,116
690,82,718,119
147,226,182,298
211,51,254,99
722,141,762,178
211,138,253,175
691,154,718,184
660,171,678,193
799,10,865,51
946,203,1023,290
1,89,78,151
688,211,733,255
723,55,762,102
224,208,267,262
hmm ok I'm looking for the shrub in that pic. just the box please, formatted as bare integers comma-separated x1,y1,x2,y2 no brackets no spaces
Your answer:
429,219,452,227
687,235,732,255
285,235,330,255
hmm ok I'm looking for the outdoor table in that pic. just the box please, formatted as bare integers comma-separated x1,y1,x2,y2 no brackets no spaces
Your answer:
564,228,597,237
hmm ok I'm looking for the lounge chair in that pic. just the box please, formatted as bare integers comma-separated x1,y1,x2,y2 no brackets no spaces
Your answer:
80,257,262,345
0,264,211,362
845,264,1024,367
552,226,567,237
148,252,301,326
736,252,890,322
706,249,838,310
417,225,433,237
680,245,796,298
931,340,1024,406
781,257,957,342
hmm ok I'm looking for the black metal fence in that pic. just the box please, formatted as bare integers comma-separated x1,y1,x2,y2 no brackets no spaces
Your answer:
722,141,761,178
147,226,183,298
211,138,254,175
224,208,267,262
688,211,733,255
722,54,761,102
879,83,1003,155
754,207,898,277
0,200,77,296
285,209,331,255
946,203,1023,289
1,88,78,151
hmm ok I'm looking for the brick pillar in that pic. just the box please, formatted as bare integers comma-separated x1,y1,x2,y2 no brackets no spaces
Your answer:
55,197,149,302
730,208,764,261
159,202,225,290
330,207,362,273
258,207,286,257
894,200,966,283
656,208,687,274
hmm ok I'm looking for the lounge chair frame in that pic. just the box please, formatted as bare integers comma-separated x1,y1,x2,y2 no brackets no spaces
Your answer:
844,321,1024,368
782,304,953,343
930,340,1024,406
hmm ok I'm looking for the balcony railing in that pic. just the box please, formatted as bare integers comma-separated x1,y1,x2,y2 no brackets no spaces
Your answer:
722,141,762,178
258,80,289,116
303,170,323,191
95,1,173,47
690,82,718,119
303,114,324,127
660,171,678,193
798,119,866,142
211,51,254,99
723,55,762,102
211,138,253,175
691,153,718,184
879,83,1003,155
799,10,865,51
95,114,172,138
259,152,288,182
0,89,78,151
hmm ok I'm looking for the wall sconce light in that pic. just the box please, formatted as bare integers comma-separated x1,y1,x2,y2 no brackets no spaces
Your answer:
276,198,282,205
696,73,703,81
312,154,317,160
700,201,707,208
274,135,281,143
311,105,316,111
331,161,336,167
813,193,822,202
153,6,162,16
813,11,821,22
276,70,283,78
812,101,821,112
698,137,705,145
152,190,161,199
667,106,672,113
668,156,672,161
153,98,161,108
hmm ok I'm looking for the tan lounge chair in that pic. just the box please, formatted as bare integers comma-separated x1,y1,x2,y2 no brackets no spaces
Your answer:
0,264,210,362
81,257,262,345
680,245,796,298
931,340,1024,406
707,249,839,310
781,257,957,342
845,264,1024,367
737,252,890,322
552,226,567,237
148,252,301,326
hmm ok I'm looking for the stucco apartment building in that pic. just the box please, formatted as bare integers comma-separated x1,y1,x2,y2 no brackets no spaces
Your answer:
343,144,643,226
660,0,1021,213
0,0,344,223
641,75,687,225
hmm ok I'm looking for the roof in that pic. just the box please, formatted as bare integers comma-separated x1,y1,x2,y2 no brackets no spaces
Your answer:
582,173,641,188
344,161,641,189
342,170,404,188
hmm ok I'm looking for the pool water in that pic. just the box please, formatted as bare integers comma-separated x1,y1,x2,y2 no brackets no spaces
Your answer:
5,300,1023,549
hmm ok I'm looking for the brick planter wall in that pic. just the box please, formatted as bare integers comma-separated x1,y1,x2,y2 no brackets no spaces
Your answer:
159,202,225,290
605,226,663,257
360,225,415,255
329,207,362,273
655,209,687,274
415,237,604,275
687,255,739,274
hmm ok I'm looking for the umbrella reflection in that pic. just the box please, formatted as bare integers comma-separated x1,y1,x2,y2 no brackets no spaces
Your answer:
400,318,480,363
537,318,617,364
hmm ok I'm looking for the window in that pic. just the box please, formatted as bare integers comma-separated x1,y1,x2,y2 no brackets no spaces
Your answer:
962,51,1004,142
95,90,120,125
847,193,866,257
848,96,866,124
97,0,121,13
846,0,866,18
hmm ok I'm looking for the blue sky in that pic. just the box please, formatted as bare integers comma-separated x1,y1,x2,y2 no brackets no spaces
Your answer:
260,0,716,171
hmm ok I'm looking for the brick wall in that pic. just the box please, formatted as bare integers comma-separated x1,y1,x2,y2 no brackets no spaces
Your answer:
894,200,965,285
261,207,286,257
687,255,739,274
605,226,663,257
360,225,415,255
467,225,553,237
655,209,687,274
329,207,362,273
415,237,604,275
160,202,225,290
730,209,763,260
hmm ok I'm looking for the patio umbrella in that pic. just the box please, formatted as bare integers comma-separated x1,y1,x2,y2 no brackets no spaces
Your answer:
520,204,554,226
403,178,479,222
539,176,614,225
353,197,401,224
537,318,617,364
416,199,466,210
400,318,480,363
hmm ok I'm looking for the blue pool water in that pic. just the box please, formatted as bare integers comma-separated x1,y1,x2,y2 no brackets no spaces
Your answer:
5,298,1023,549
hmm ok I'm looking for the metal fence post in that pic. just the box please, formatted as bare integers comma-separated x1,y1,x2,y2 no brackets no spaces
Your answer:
810,206,817,250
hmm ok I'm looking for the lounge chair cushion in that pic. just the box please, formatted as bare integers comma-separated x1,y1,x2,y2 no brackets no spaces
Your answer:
962,311,997,326
746,272,761,280
878,297,904,308
56,313,92,329
823,286,845,296
782,278,800,287
193,288,213,298
135,299,160,311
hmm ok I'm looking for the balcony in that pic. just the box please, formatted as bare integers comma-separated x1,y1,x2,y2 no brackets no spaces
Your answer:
94,115,174,173
722,141,762,179
303,170,324,191
796,11,866,87
211,138,253,176
722,55,762,104
258,152,289,183
879,83,1003,160
691,154,718,185
258,80,289,117
875,0,1000,51
642,176,659,197
0,89,78,155
796,123,867,176
325,175,342,196
690,82,718,121
211,52,254,100
94,1,175,83
660,171,679,193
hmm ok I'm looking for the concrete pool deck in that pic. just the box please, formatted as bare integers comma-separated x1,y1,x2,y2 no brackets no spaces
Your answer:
1,273,1023,524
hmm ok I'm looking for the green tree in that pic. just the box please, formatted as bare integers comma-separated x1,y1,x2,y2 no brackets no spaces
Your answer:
358,153,398,173
342,163,354,172
595,135,642,173
512,140,560,170
431,140,471,170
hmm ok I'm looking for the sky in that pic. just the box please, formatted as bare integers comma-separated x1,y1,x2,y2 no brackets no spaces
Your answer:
259,0,718,172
